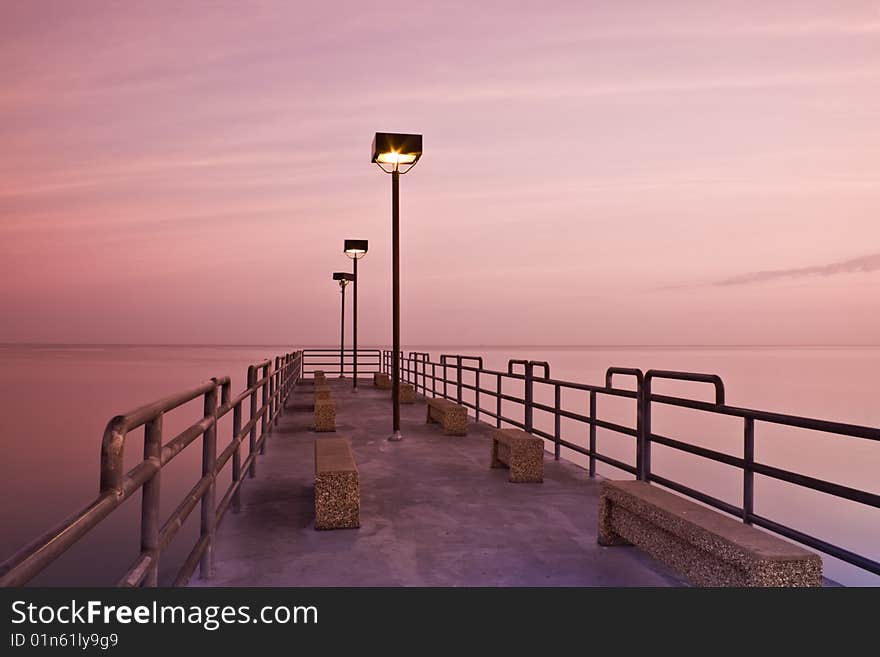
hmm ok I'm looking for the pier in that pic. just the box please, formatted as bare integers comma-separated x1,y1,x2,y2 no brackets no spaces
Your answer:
0,349,878,587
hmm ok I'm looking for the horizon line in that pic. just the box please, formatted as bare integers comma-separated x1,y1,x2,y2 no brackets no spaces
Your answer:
3,342,880,349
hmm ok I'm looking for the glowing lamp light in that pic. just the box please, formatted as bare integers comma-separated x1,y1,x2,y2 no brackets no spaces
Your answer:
375,152,417,165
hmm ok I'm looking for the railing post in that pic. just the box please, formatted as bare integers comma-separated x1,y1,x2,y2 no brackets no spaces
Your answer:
260,363,269,453
589,391,597,477
248,365,257,478
524,362,534,434
279,356,284,418
456,356,463,405
743,417,755,524
141,414,162,587
200,384,218,580
554,384,561,460
283,355,287,399
638,377,650,482
289,352,293,394
496,374,502,428
270,358,277,427
232,401,242,513
432,363,436,398
269,364,274,428
475,370,481,423
443,359,448,399
274,356,281,425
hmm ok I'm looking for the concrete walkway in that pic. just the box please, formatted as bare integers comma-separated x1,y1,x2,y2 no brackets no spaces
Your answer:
194,378,683,586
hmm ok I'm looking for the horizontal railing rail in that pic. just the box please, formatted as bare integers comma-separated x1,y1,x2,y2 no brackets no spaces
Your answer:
0,351,302,587
383,350,880,578
301,348,382,378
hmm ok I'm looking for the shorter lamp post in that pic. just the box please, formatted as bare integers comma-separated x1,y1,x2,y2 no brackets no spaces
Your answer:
332,272,354,378
344,239,368,391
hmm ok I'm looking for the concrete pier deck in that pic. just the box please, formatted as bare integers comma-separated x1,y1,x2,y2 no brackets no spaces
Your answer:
195,378,684,586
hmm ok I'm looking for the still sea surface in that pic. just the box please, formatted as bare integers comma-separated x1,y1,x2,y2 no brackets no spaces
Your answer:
0,344,877,586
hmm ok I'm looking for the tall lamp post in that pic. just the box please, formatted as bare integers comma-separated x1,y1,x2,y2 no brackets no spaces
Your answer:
371,132,423,442
332,272,354,378
344,239,368,391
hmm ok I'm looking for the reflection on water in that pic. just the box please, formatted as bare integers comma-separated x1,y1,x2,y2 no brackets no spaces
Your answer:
0,344,877,586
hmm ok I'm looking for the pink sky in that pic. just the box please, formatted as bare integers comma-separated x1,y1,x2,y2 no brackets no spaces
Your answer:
2,1,879,345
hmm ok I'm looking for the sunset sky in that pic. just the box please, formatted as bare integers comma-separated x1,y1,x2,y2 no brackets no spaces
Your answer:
2,1,878,346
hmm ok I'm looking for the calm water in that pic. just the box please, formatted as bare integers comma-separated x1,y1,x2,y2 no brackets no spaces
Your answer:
0,344,877,586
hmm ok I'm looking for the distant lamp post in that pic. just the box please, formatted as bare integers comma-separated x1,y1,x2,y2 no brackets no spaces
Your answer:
372,132,423,442
344,239,368,392
332,272,355,378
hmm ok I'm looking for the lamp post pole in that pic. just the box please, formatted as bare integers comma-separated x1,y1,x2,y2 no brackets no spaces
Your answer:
343,240,367,391
332,272,353,378
371,131,422,443
391,169,400,438
339,280,346,378
352,256,358,390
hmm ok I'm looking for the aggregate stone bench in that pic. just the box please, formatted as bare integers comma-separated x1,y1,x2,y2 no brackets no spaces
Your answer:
314,370,326,384
598,480,823,587
374,372,391,389
314,437,359,530
313,398,336,432
397,382,416,404
314,384,332,401
425,398,467,436
490,428,544,483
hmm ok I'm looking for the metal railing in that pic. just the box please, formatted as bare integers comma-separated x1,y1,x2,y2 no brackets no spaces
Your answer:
382,350,880,577
301,348,382,378
0,351,302,587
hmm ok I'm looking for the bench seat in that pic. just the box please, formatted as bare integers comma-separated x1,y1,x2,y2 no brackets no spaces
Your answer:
314,437,359,529
426,398,467,435
314,399,336,432
490,428,543,483
397,382,416,404
598,480,822,587
374,372,391,389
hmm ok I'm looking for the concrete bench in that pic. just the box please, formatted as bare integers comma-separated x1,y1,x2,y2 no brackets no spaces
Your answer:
426,398,467,436
598,480,823,587
314,399,336,432
314,370,326,384
490,428,544,483
374,372,391,389
314,384,332,401
314,437,359,530
397,382,416,404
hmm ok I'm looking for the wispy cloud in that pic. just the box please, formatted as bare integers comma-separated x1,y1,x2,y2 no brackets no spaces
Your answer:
714,253,880,286
658,253,880,291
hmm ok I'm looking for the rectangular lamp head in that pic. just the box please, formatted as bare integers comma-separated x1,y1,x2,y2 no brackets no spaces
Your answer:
372,132,423,165
344,239,369,255
332,272,355,281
